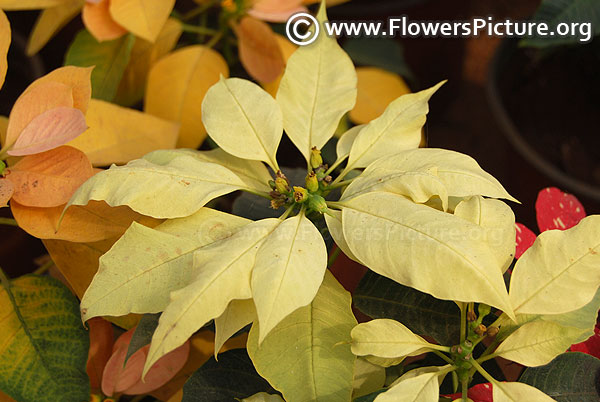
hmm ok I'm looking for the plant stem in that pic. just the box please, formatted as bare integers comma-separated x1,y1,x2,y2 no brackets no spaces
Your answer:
0,217,18,227
240,188,272,200
325,155,348,176
33,260,54,276
427,344,452,353
328,179,355,190
327,246,342,268
180,23,219,35
432,350,454,365
325,201,344,210
182,0,219,21
476,350,499,364
330,166,351,186
279,205,295,220
205,30,225,49
461,378,469,402
459,302,466,343
470,359,497,384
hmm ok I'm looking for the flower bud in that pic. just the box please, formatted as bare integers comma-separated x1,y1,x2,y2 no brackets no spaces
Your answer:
275,177,290,194
486,326,499,338
271,198,285,209
310,147,323,169
293,186,308,203
474,324,487,337
467,310,477,322
305,172,319,192
308,194,327,213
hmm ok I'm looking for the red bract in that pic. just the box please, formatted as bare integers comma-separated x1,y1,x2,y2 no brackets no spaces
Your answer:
514,187,586,258
443,382,493,402
535,187,586,232
514,223,536,259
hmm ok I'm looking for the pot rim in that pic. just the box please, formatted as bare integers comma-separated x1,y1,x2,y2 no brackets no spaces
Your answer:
486,37,600,201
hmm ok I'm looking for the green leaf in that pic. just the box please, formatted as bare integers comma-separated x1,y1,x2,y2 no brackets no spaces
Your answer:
0,275,89,402
520,352,600,401
353,270,460,346
64,29,134,101
125,313,160,363
341,192,514,318
182,349,275,402
354,389,386,402
143,218,282,377
247,271,357,402
345,82,443,171
251,213,328,343
343,38,414,80
67,155,247,219
495,320,586,367
350,319,438,360
202,78,283,171
355,148,516,202
276,2,357,162
80,208,250,321
454,196,516,273
509,215,600,315
352,357,386,399
520,0,600,48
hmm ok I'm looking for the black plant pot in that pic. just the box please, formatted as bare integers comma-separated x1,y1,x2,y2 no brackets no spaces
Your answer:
487,37,600,203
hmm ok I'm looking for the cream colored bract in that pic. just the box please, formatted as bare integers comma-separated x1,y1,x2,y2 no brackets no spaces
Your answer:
63,1,600,400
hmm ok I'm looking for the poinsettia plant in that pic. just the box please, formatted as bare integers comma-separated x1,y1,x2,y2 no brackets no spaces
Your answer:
1,1,599,401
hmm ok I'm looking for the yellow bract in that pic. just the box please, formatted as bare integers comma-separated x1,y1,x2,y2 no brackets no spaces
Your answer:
374,370,441,402
80,208,250,321
202,78,282,171
109,0,175,42
349,67,411,125
248,271,356,402
67,99,179,166
145,45,228,149
494,320,585,367
251,213,327,343
26,0,84,55
454,196,515,273
115,17,182,106
351,319,436,359
346,82,444,171
143,218,281,377
492,382,555,402
342,192,515,317
276,2,356,162
509,215,600,315
0,0,66,9
67,155,247,219
0,10,9,90
214,298,256,358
